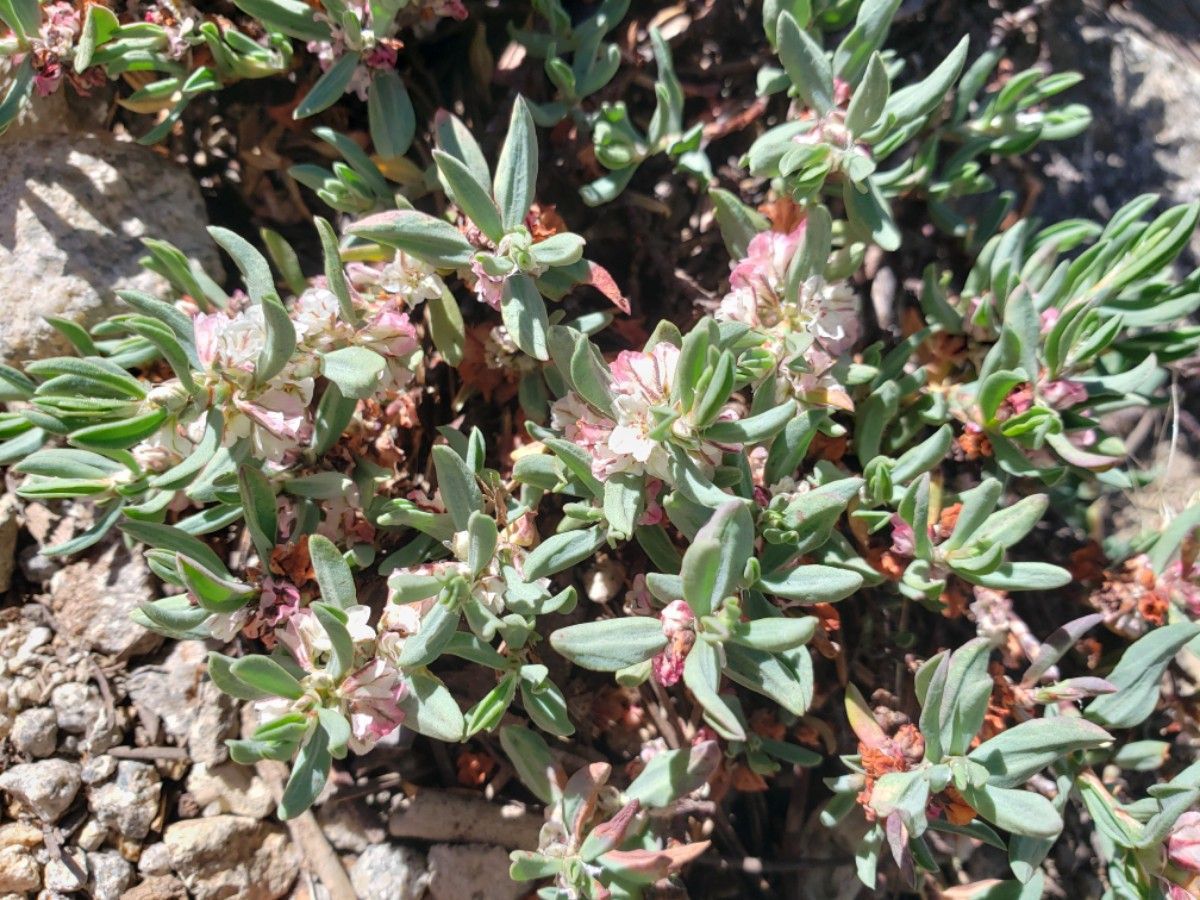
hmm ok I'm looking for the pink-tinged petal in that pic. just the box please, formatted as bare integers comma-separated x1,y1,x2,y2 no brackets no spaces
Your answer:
1170,812,1200,873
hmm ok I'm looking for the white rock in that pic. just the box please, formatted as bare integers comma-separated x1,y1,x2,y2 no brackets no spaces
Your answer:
87,850,133,900
126,642,236,766
185,763,274,820
80,755,117,785
88,761,161,841
48,543,160,660
0,845,40,893
0,759,81,822
76,820,107,852
163,815,298,900
9,707,57,757
49,683,93,734
44,847,88,892
427,844,523,900
137,842,173,877
0,136,221,367
350,844,429,900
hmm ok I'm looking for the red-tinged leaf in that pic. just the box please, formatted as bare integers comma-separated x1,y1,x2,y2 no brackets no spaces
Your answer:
845,683,889,750
580,800,641,860
587,261,630,314
657,840,711,870
563,762,611,840
598,848,673,881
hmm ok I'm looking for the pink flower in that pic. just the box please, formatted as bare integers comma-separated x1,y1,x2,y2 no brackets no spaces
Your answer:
637,479,665,526
424,0,469,20
1170,812,1200,873
719,223,859,359
194,306,267,373
652,600,696,687
1040,307,1061,334
362,303,419,359
729,226,806,303
260,578,301,627
996,384,1034,420
889,515,916,558
551,342,734,481
470,260,507,310
1041,379,1088,410
339,658,407,753
363,45,398,69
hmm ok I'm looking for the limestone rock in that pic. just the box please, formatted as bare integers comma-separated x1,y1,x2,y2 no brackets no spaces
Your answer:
88,850,134,900
9,706,56,757
89,761,162,841
0,758,81,822
0,135,221,367
0,845,40,893
427,844,522,900
185,763,274,820
349,844,428,900
47,541,161,660
120,874,189,900
163,815,298,900
127,641,236,766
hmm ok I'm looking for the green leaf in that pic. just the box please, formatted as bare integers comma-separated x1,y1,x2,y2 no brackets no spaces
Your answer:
315,217,358,325
178,556,256,614
550,617,667,671
238,465,278,563
961,783,1063,840
730,616,817,653
313,602,354,680
970,561,1070,591
603,472,644,542
427,286,465,367
625,740,721,808
368,69,415,159
723,643,813,716
884,35,968,128
520,672,574,737
278,725,332,819
349,210,476,267
523,526,606,581
776,11,834,114
68,407,168,451
683,641,746,740
321,346,386,399
232,0,332,40
393,601,460,668
501,274,550,361
681,501,754,616
256,295,297,386
434,149,505,243
120,520,228,576
845,52,890,136
400,670,465,742
0,0,39,41
494,97,539,231
704,400,796,445
755,565,863,604
431,444,482,531
309,534,357,609
231,655,304,700
499,726,556,804
969,717,1112,788
295,51,360,118
709,188,770,258
466,510,498,577
208,652,272,701
1086,623,1200,728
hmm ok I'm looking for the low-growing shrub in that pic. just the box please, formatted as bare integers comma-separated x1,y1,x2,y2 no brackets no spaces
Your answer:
3,1,1200,897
